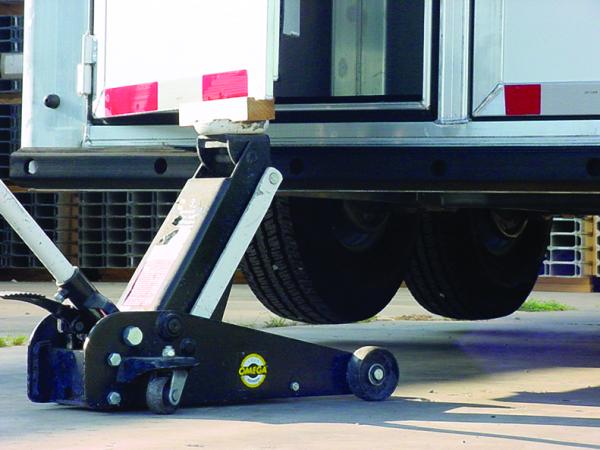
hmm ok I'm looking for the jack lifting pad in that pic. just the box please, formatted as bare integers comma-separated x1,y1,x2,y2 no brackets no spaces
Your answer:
27,311,399,413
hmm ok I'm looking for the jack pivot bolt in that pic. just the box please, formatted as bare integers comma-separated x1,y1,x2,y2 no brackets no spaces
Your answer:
107,353,122,367
107,391,122,406
162,345,176,358
157,313,183,340
269,171,281,186
123,326,144,347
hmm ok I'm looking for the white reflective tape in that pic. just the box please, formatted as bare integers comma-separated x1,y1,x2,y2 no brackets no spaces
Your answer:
475,82,600,117
542,83,600,116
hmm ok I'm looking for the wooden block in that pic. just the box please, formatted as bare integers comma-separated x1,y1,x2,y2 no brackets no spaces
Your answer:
6,183,29,193
180,97,275,132
0,91,21,105
582,216,595,277
594,216,600,277
533,276,593,293
0,2,24,16
247,98,275,122
233,269,246,285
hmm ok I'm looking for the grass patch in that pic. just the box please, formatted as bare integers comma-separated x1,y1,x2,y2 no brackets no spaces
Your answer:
519,300,575,312
392,314,436,322
263,317,294,328
0,336,28,348
12,336,27,346
358,316,379,324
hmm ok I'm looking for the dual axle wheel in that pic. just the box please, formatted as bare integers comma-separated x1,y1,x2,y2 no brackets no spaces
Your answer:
243,198,551,323
145,347,399,414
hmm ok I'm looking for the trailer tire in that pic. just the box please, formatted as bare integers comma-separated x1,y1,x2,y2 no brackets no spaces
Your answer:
241,197,418,324
406,210,551,320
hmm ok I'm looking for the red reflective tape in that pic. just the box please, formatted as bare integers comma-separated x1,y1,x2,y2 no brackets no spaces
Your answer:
505,84,541,116
203,70,248,101
105,82,159,117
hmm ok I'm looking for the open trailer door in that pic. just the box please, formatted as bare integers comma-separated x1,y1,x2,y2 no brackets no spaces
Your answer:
92,0,279,133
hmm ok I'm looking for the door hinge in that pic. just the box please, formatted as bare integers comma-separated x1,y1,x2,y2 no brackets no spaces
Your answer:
77,33,97,96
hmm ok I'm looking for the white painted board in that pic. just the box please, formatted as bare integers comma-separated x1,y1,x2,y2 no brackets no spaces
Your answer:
92,0,278,123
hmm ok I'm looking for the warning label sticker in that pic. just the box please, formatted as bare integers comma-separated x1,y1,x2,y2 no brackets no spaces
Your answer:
119,228,189,310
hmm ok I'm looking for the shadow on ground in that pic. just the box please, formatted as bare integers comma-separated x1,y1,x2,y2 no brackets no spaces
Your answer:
3,319,600,448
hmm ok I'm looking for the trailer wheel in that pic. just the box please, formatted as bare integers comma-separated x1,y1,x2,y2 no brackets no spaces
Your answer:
346,346,399,401
241,197,418,324
146,374,178,415
406,210,551,320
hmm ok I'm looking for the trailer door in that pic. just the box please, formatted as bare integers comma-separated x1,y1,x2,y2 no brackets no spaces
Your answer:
473,0,600,118
92,0,279,127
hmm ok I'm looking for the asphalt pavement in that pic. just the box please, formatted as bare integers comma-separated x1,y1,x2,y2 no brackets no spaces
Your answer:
1,283,600,449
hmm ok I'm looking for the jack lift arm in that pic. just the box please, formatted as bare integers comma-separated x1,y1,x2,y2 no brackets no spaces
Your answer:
0,135,399,413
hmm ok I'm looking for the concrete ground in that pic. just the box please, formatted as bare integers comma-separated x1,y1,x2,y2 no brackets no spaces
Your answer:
1,282,600,449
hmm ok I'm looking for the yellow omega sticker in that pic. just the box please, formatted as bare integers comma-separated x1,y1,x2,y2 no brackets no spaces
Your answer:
239,353,268,388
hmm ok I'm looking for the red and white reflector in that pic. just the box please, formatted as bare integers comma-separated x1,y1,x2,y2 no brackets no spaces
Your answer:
202,70,249,101
104,70,254,118
475,82,600,117
504,84,541,116
105,82,159,117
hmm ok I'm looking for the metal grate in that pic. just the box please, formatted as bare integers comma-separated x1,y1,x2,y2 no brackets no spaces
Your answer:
126,192,178,267
0,191,178,270
0,15,181,271
540,217,591,278
3,193,60,268
0,15,23,178
78,191,178,269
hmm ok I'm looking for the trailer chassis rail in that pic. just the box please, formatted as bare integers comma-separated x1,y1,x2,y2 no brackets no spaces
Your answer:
10,144,600,214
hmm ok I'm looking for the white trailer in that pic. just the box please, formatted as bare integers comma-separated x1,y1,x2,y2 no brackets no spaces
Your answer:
12,0,600,323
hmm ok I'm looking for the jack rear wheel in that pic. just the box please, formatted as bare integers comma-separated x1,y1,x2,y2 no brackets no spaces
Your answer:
146,374,178,415
347,346,399,401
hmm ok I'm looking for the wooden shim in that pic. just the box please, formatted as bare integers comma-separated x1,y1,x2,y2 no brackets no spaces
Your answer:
6,183,29,193
582,216,595,276
247,98,275,121
233,269,246,285
0,91,22,105
533,276,593,293
0,3,24,16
